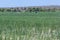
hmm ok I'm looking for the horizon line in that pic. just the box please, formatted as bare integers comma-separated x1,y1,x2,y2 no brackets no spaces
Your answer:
0,5,60,8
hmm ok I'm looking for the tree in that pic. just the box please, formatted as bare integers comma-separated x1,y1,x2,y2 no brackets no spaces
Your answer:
0,8,5,12
6,9,11,12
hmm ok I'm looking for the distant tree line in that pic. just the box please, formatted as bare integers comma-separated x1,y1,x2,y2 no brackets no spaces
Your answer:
0,7,58,12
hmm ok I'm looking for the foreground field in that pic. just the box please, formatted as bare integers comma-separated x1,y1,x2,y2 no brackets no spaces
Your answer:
0,12,60,40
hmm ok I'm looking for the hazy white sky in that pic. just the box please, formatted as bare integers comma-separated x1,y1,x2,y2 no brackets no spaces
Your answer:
0,0,60,7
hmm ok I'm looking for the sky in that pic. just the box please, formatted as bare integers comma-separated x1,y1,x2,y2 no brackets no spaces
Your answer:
0,0,60,7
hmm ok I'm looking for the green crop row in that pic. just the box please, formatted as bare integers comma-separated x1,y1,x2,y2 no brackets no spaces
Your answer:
0,12,60,40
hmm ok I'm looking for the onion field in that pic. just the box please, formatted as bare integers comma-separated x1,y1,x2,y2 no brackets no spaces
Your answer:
0,12,60,40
